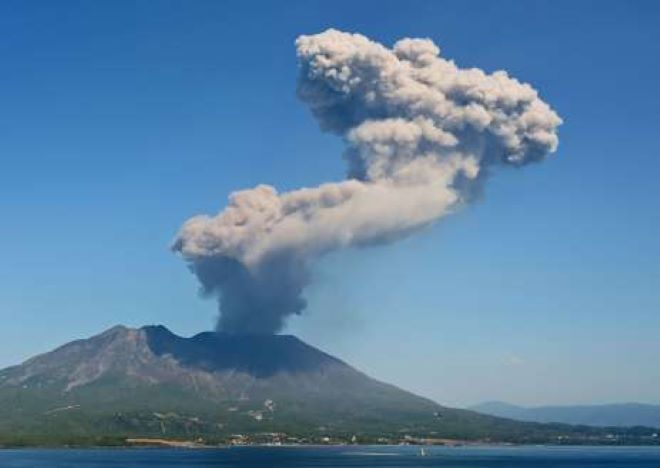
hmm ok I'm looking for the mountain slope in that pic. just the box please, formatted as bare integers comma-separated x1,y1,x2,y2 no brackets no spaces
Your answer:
0,326,655,446
0,325,441,421
470,401,660,428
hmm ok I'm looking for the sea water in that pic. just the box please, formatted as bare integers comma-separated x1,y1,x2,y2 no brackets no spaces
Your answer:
0,445,659,467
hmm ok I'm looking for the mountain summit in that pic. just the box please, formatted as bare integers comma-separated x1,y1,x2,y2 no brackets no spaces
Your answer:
0,326,649,445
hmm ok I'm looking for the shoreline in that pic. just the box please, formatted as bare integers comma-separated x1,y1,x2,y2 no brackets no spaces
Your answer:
2,441,660,450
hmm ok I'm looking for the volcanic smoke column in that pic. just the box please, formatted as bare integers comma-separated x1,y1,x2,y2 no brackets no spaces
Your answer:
172,29,562,334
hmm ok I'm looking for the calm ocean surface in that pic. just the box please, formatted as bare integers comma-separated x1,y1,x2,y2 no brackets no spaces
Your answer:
0,446,659,467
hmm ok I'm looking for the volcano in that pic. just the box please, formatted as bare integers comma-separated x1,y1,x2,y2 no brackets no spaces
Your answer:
0,326,639,445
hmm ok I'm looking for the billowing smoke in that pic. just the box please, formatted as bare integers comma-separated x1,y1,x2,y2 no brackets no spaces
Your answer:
172,29,562,334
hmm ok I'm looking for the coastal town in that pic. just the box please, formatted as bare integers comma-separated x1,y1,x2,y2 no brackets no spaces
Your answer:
126,431,660,449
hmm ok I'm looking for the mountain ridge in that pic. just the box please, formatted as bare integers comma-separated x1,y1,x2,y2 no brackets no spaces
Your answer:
470,401,660,428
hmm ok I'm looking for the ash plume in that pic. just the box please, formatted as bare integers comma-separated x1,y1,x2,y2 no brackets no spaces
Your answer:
172,29,562,334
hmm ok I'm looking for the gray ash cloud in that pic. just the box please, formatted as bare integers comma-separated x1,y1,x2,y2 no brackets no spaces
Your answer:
172,29,562,334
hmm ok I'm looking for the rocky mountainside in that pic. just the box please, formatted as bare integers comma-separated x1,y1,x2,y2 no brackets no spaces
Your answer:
0,325,441,418
0,326,650,445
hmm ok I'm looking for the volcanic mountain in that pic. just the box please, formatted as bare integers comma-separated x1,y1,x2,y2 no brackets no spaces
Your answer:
0,326,647,445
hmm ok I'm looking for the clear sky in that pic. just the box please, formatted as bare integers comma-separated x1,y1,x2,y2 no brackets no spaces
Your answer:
1,0,659,407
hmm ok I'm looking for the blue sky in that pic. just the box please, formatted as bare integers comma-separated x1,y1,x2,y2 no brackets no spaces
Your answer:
1,0,659,407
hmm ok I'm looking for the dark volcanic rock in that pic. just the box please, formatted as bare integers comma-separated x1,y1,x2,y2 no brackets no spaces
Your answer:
143,325,344,377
